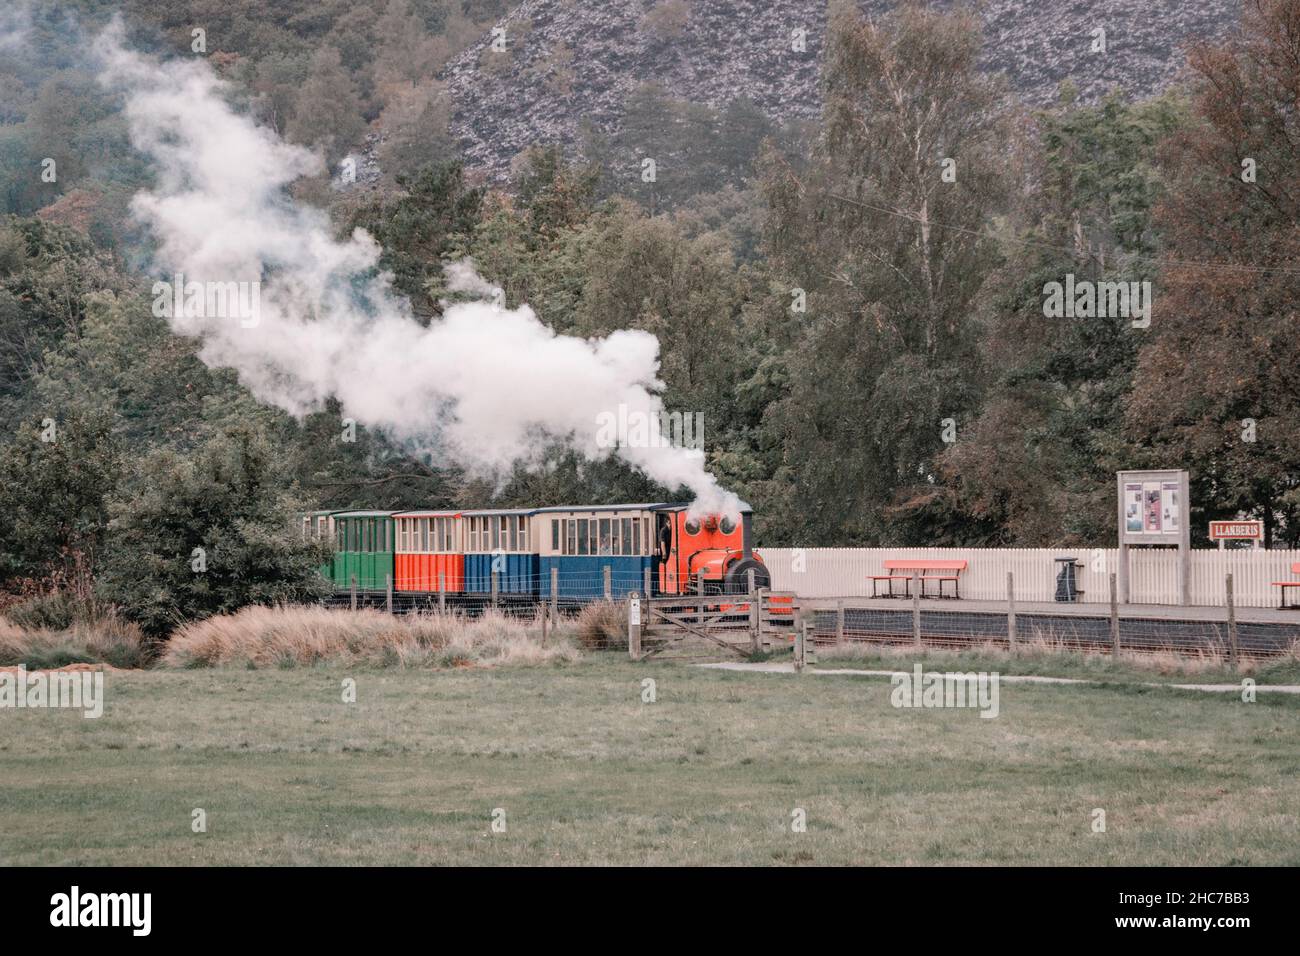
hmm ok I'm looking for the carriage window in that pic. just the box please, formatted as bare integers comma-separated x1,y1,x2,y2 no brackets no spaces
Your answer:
577,519,589,555
552,519,559,551
633,518,641,555
621,518,632,556
566,520,576,556
518,515,528,552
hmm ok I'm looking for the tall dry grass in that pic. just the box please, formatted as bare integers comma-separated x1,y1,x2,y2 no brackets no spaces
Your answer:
0,612,152,669
565,601,627,650
161,604,581,669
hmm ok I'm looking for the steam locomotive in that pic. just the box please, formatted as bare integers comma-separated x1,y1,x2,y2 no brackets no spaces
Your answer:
303,502,770,601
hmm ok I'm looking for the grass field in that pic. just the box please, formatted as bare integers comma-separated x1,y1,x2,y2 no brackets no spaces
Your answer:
2,653,1299,865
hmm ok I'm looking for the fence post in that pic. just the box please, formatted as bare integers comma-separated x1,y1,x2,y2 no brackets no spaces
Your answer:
696,571,704,626
644,566,652,599
438,571,446,613
386,573,393,614
628,591,642,661
550,566,559,618
491,570,499,609
1006,571,1016,653
1226,572,1238,670
1109,572,1121,659
912,572,921,646
603,565,612,600
836,599,845,646
350,573,357,612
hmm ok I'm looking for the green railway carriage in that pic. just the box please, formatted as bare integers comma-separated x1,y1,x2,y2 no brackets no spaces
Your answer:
328,511,395,590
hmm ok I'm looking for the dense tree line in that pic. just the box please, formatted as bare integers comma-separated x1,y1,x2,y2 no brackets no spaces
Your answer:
2,1,1298,634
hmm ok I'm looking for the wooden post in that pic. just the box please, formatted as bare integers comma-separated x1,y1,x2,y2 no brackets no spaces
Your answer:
644,566,653,599
836,599,845,646
912,572,921,646
603,565,612,600
385,573,393,614
1006,571,1016,652
747,569,759,653
350,573,357,612
1109,572,1121,659
491,570,499,608
540,602,549,646
438,571,446,613
696,571,704,627
628,591,642,661
1226,572,1238,670
550,566,559,618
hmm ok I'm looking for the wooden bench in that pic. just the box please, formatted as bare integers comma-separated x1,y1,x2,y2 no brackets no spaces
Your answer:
1273,562,1300,609
869,559,968,599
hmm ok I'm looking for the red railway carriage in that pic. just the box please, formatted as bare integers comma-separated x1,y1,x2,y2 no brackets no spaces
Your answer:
393,511,464,592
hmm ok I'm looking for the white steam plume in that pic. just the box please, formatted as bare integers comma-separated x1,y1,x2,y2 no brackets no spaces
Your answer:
97,24,739,515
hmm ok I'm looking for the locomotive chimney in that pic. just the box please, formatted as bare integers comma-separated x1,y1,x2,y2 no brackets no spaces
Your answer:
741,512,753,559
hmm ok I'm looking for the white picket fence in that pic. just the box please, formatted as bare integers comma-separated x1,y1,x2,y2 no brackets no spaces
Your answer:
760,547,1300,609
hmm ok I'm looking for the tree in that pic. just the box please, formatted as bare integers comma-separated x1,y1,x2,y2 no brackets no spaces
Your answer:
0,407,121,596
350,161,484,319
753,2,1008,544
287,46,366,164
1127,0,1300,546
938,93,1185,545
98,425,331,636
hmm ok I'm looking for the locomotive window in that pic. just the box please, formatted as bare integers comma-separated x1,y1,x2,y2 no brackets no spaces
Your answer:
684,517,700,536
719,516,737,535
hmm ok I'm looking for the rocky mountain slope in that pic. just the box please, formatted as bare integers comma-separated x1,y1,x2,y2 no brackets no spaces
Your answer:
442,0,1241,181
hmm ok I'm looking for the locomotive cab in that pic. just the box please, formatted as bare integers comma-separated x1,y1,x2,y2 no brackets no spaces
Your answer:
653,506,769,596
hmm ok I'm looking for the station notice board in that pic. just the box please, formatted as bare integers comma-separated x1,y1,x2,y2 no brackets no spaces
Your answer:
1116,470,1190,605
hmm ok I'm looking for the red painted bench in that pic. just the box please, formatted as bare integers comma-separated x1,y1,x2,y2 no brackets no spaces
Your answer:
1273,562,1300,608
869,559,968,599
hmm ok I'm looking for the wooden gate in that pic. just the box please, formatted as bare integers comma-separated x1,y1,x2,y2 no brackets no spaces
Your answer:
628,590,801,660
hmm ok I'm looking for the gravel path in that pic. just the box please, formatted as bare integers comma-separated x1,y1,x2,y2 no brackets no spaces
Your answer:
694,661,1300,694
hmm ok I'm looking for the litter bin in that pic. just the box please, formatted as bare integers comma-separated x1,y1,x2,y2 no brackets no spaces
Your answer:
1054,557,1082,602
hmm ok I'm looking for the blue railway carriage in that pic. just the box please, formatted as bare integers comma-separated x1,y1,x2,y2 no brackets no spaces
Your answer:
533,504,659,600
461,509,539,595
